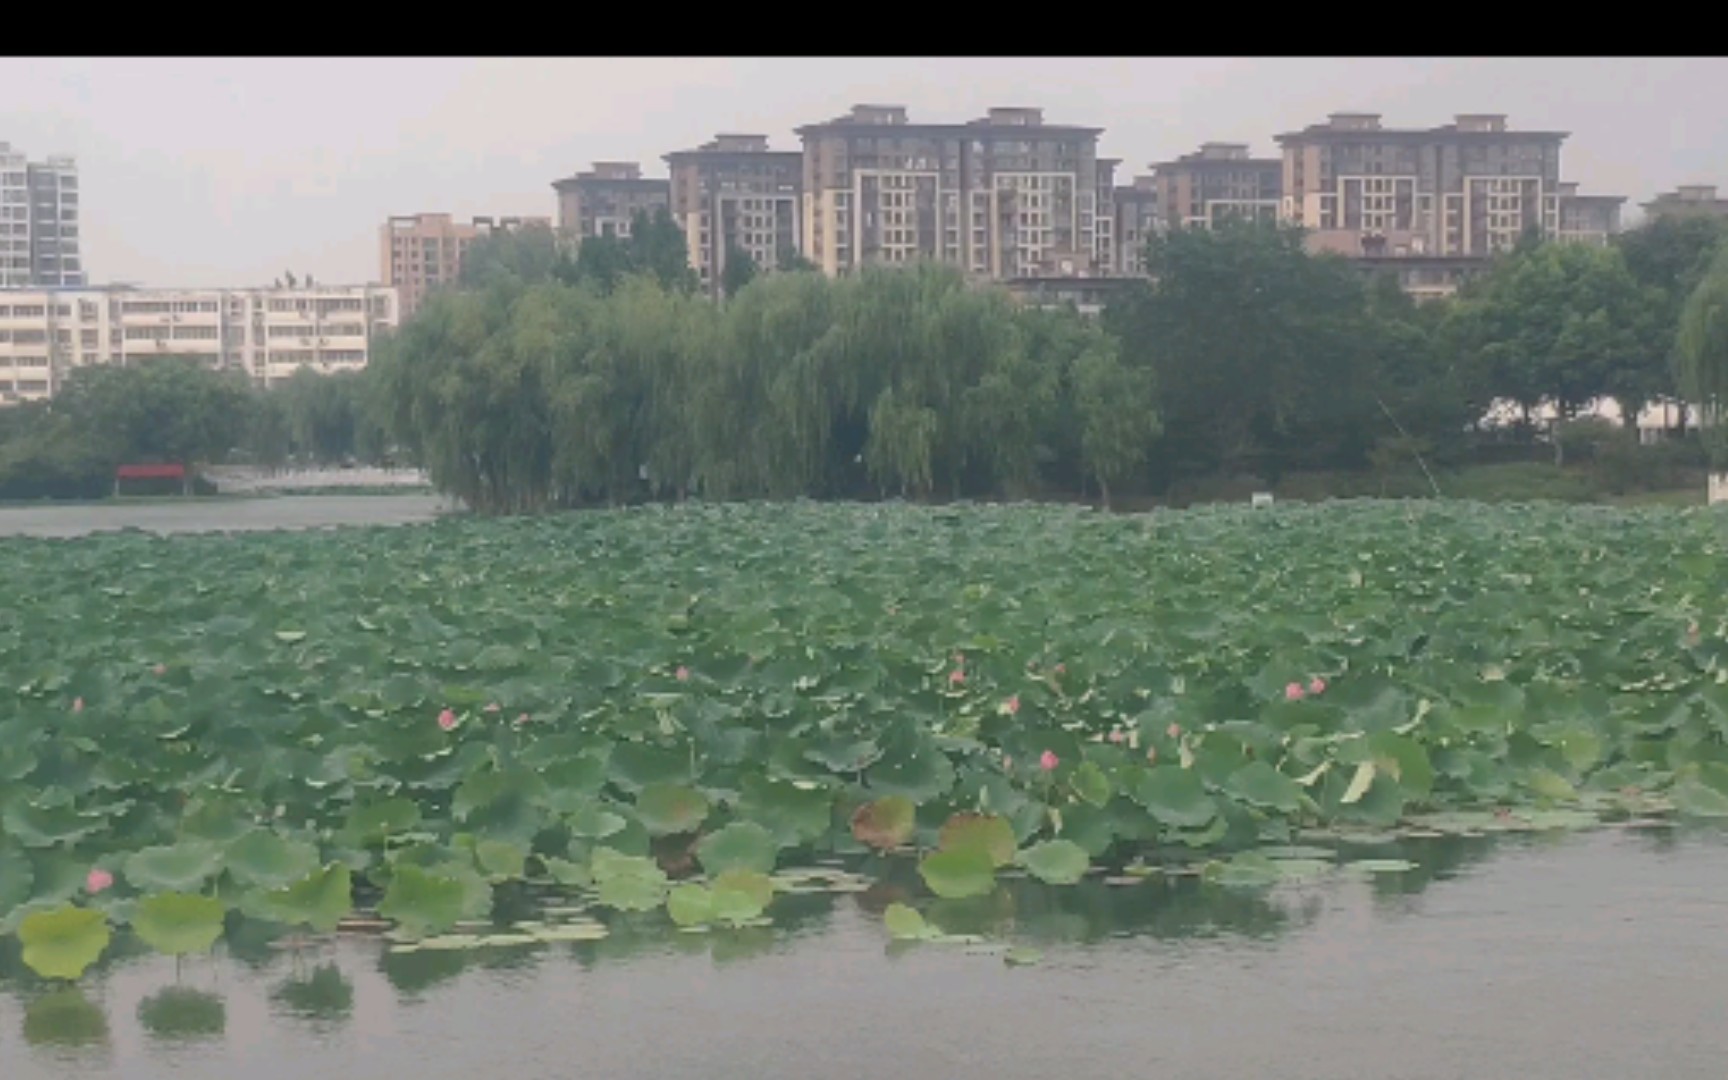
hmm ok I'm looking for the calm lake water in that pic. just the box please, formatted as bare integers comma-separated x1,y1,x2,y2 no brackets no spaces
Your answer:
0,494,452,538
4,827,1725,1080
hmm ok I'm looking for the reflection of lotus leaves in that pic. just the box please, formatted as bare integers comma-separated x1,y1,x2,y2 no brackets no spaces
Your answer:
138,986,226,1041
23,989,109,1048
271,964,354,1022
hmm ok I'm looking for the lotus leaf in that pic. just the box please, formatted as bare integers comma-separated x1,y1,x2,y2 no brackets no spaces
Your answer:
696,822,779,876
19,906,110,980
918,847,997,900
133,893,226,956
851,796,917,850
634,784,711,837
938,813,1018,867
1018,840,1090,885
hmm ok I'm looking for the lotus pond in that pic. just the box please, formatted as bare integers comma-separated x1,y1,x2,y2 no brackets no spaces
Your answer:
3,500,1728,989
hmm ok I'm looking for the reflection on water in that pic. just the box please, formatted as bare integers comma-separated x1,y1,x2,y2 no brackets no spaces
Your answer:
4,827,1726,1080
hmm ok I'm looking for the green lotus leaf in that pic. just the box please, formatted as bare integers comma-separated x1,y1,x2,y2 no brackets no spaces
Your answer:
937,812,1017,868
634,784,711,837
918,846,996,900
566,802,628,840
738,775,834,846
124,842,225,894
597,873,667,912
244,863,353,933
1,847,35,918
667,884,715,927
1224,761,1304,814
137,986,226,1041
133,893,226,956
1131,766,1219,829
883,902,931,940
695,822,778,876
711,870,775,925
1003,947,1044,967
1070,761,1112,808
473,838,529,882
4,801,104,849
850,795,917,850
339,798,422,847
225,830,319,890
1672,781,1728,817
378,865,471,938
19,905,110,980
1018,839,1090,885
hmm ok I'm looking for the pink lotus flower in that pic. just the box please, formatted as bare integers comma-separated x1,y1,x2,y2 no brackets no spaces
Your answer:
1053,663,1067,675
1285,682,1306,702
517,712,531,724
1039,750,1059,771
437,708,458,731
152,664,167,676
86,868,113,895
1002,754,1014,770
1146,747,1158,764
71,697,84,713
1308,677,1327,696
483,702,501,713
949,668,966,686
675,666,690,682
1108,729,1126,744
1166,723,1182,739
1003,695,1020,715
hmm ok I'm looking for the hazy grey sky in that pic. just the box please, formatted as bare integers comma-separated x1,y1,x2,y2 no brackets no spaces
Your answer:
3,57,1724,289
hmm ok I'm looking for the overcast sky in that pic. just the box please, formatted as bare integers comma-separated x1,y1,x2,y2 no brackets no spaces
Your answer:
3,57,1724,289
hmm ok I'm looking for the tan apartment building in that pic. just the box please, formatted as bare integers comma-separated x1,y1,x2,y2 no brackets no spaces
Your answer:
1554,182,1624,245
0,284,399,404
1150,143,1282,231
381,213,550,319
1641,184,1728,222
551,162,671,246
1112,175,1161,275
665,134,802,297
796,104,1108,280
1093,158,1120,276
1275,112,1575,259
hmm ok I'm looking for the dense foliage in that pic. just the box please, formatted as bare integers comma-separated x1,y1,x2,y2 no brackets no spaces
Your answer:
0,359,390,500
4,502,1727,976
371,259,1161,511
376,216,1726,513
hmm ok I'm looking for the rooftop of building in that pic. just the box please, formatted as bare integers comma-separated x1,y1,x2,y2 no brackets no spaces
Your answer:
1274,112,1568,143
795,103,1103,139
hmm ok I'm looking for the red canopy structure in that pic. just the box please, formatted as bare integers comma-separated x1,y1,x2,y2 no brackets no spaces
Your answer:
114,463,190,496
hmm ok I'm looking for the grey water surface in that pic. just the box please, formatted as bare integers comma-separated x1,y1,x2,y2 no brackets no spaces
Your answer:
0,494,452,538
3,827,1725,1080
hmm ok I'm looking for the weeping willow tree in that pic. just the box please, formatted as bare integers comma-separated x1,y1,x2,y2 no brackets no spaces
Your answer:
1676,243,1728,470
373,258,1164,514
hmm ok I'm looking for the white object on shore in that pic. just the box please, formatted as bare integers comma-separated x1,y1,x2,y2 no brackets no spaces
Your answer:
1710,474,1728,505
1251,492,1274,508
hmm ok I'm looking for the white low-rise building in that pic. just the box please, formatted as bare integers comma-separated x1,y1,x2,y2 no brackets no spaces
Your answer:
0,283,399,404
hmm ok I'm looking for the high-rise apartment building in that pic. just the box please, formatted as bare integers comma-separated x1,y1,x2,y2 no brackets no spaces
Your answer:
1641,184,1728,223
1149,143,1281,231
1093,159,1121,277
0,284,398,404
664,134,802,297
1275,112,1575,258
380,213,550,320
796,105,1107,280
1112,175,1161,275
1554,183,1624,245
551,162,671,246
1,142,83,289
